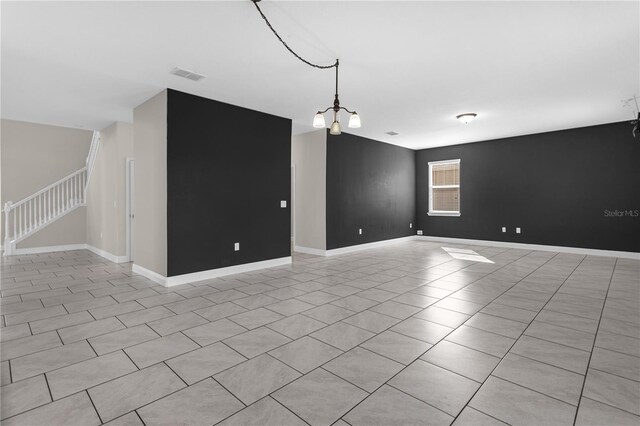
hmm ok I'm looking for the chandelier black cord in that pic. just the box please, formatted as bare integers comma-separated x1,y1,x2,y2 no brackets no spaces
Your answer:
251,0,337,70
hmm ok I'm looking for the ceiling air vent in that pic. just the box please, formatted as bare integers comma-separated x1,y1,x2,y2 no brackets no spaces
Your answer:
385,131,399,136
170,67,206,82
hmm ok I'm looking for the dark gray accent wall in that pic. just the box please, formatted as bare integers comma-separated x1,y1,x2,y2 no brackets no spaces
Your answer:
167,89,291,276
416,121,640,253
326,131,416,250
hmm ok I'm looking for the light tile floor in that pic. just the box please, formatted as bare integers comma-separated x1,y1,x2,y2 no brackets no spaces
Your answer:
1,241,639,425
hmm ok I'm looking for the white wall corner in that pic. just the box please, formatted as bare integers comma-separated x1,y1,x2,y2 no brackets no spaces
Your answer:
86,244,129,264
293,246,327,256
132,263,167,286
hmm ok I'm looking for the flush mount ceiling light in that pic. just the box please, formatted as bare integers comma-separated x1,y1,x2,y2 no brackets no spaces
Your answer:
456,113,477,124
251,0,360,135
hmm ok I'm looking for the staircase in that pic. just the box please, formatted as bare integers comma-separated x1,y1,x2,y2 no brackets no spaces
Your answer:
3,131,100,256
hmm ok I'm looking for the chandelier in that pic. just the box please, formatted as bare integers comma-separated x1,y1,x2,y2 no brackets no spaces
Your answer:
251,0,360,135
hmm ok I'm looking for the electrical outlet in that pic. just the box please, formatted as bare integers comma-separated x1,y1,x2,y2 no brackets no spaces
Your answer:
516,227,521,234
501,227,507,233
417,230,423,235
358,228,362,235
234,242,240,251
410,223,413,228
280,200,287,208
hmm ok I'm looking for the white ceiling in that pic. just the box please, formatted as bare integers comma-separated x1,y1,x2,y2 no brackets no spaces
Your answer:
2,1,638,149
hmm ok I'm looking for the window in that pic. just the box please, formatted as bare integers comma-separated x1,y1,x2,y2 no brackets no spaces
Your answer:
428,159,460,216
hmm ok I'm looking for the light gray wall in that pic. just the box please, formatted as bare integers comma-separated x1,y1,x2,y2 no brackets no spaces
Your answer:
86,121,133,257
133,90,167,276
1,119,91,249
291,130,326,250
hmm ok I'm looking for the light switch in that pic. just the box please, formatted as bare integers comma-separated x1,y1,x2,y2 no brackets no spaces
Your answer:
234,242,240,251
280,200,287,208
359,228,362,235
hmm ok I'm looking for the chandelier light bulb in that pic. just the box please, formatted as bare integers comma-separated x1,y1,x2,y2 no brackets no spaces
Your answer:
313,112,326,128
348,112,361,128
330,120,342,135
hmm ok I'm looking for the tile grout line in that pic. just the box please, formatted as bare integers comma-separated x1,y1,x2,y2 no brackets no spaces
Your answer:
591,343,640,359
8,359,13,384
572,257,618,426
120,347,142,371
580,395,640,418
487,375,580,407
161,360,189,387
134,409,148,426
84,389,104,424
270,396,313,426
42,372,55,405
502,350,586,377
178,329,203,348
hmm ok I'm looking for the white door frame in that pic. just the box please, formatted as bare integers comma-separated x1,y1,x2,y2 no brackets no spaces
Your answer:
291,164,295,246
126,158,134,262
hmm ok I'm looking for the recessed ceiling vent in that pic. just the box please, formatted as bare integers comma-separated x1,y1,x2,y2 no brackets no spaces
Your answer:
385,131,399,136
170,67,206,82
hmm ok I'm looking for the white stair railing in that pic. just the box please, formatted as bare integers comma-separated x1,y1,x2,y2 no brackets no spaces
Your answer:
3,168,88,255
3,130,100,256
86,130,100,187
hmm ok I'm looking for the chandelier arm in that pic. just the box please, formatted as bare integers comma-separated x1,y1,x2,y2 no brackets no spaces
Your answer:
318,106,333,114
251,0,338,70
339,106,356,114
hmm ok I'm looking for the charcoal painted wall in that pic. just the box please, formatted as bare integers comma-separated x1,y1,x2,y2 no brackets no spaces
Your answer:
167,89,291,276
416,121,640,252
326,131,416,249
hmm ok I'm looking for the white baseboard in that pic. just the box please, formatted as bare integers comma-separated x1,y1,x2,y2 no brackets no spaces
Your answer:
294,245,327,256
86,245,129,264
295,236,416,257
417,236,640,260
298,234,639,260
133,256,293,287
10,243,130,262
326,236,417,256
14,243,87,255
132,264,167,285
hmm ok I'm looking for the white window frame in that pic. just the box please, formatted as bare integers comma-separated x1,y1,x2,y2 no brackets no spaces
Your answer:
428,159,461,217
